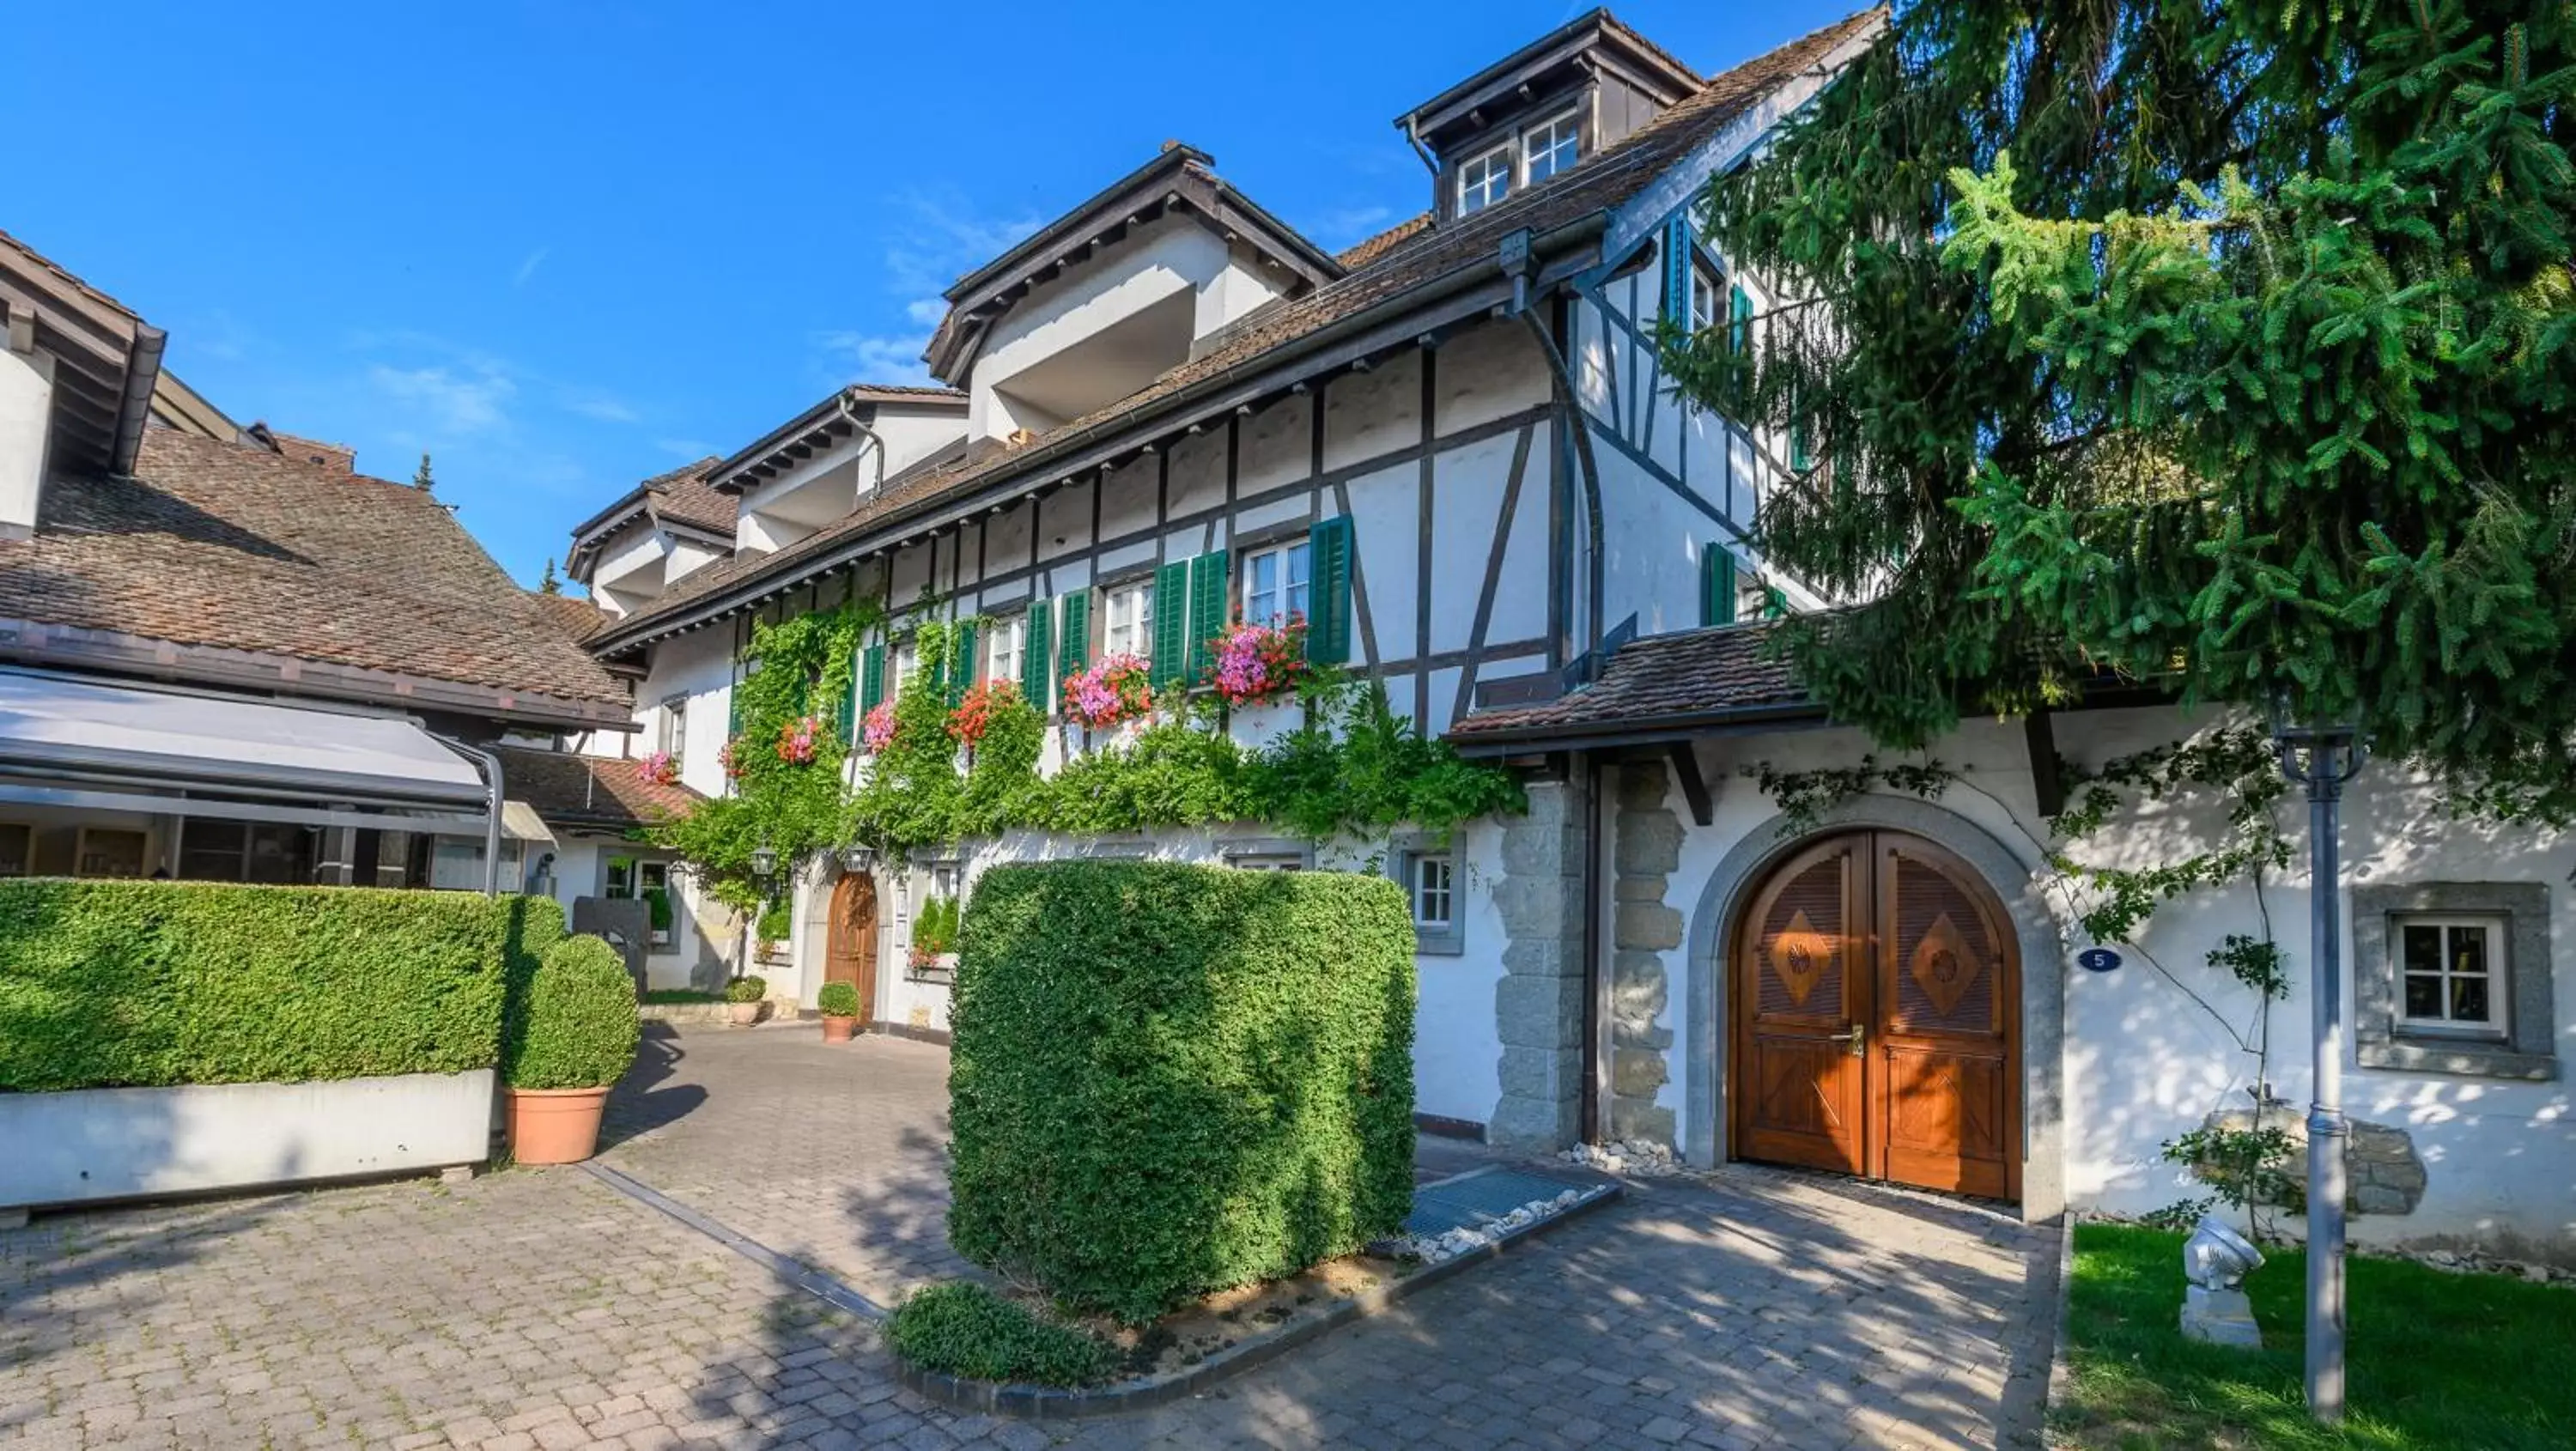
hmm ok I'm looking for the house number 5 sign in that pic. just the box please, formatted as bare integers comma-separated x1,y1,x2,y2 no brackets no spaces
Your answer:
2076,946,2123,974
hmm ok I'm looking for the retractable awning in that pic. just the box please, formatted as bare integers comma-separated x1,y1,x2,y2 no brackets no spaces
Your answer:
0,669,505,853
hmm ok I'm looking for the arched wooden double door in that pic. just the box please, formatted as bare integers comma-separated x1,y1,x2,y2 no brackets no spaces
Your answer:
1729,830,2020,1201
826,871,878,1023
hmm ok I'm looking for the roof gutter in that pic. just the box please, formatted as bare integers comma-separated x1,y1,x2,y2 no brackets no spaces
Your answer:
589,209,1615,658
1447,698,1826,756
111,325,167,477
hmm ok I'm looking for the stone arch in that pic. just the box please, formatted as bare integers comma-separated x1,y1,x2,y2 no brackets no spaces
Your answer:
1680,793,2067,1222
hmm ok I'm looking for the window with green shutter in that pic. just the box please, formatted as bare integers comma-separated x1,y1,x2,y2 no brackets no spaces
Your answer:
1661,214,1692,325
1020,597,1054,709
1701,544,1737,627
1059,590,1091,679
945,621,977,707
1187,552,1228,681
1150,560,1190,688
859,644,887,713
837,654,860,743
1728,284,1753,355
1306,515,1354,665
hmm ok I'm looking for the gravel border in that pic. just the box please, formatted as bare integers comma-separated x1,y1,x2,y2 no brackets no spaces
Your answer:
895,1177,1625,1419
2041,1211,2078,1446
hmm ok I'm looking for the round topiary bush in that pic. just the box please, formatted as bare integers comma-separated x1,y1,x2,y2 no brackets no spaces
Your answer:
817,981,861,1017
885,1282,1113,1387
724,974,768,1005
501,935,641,1090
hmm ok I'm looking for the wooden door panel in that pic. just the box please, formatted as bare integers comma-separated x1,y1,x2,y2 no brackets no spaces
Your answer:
827,874,879,1023
1872,839,2019,1200
1733,841,1864,1177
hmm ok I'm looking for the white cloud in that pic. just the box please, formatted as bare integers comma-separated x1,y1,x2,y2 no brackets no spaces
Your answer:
812,329,937,386
367,363,514,434
653,437,716,459
905,297,949,327
560,389,641,424
807,193,1040,389
1308,203,1401,249
513,247,550,288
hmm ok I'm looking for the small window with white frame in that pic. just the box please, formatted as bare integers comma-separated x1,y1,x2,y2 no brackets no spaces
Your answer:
1688,259,1722,334
1103,578,1153,660
2396,915,2508,1036
1241,539,1310,628
891,638,920,693
987,614,1025,689
1522,111,1581,185
1456,143,1511,216
1409,853,1454,929
660,696,688,769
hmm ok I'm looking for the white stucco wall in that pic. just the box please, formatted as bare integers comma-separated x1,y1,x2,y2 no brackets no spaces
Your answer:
0,346,55,539
1609,706,2573,1254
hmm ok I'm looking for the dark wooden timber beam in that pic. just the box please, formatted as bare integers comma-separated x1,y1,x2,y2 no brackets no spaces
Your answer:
2025,708,2066,819
1667,742,1714,826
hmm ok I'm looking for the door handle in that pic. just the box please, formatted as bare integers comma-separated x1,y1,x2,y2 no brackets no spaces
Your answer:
1826,1022,1867,1058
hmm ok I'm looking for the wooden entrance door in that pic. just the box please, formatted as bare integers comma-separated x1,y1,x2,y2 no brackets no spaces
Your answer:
826,871,878,1023
1731,830,2020,1200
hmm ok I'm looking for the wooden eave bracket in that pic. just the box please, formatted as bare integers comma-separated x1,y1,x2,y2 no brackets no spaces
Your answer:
1667,741,1714,826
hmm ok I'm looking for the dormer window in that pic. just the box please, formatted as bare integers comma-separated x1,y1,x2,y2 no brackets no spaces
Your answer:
1522,112,1582,185
1457,144,1513,216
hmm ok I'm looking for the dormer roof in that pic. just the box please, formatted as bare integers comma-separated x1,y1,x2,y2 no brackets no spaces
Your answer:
565,456,734,581
704,382,966,495
1393,7,1703,157
0,227,166,478
921,143,1346,386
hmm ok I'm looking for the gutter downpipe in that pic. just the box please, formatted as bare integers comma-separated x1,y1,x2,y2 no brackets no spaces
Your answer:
1402,118,1438,179
836,392,889,492
432,733,507,898
1503,231,1608,679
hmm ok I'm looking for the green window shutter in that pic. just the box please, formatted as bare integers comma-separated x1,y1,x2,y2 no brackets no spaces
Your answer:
946,621,977,707
1701,544,1737,627
1187,552,1229,681
859,644,887,713
1790,418,1812,473
1059,590,1091,678
837,655,860,743
1305,515,1353,665
1728,284,1753,355
1021,597,1054,709
1662,215,1692,325
1762,586,1789,621
1151,559,1190,688
726,684,742,738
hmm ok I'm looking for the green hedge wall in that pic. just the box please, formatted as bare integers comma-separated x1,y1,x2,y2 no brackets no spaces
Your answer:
949,860,1416,1324
0,879,563,1092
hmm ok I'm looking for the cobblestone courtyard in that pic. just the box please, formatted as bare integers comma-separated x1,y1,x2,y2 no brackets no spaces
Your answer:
0,1025,2058,1449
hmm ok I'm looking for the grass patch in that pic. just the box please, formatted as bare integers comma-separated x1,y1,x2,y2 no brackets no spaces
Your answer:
885,1282,1114,1387
640,989,721,1005
2057,1223,2574,1449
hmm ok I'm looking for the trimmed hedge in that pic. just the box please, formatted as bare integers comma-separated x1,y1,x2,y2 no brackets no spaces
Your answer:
501,935,641,1090
885,1282,1114,1387
0,879,562,1092
816,981,862,1017
949,860,1416,1324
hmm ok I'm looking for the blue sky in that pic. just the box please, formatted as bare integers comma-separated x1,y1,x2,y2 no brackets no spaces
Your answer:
5,2,1856,589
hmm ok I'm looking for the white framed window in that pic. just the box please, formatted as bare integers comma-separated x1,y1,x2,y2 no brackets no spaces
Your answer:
1242,540,1311,628
1103,579,1154,659
891,639,920,693
2396,915,2507,1036
1689,260,1722,334
987,615,1026,688
1456,143,1511,216
1229,853,1304,873
1410,853,1454,929
1522,111,1580,185
660,696,687,768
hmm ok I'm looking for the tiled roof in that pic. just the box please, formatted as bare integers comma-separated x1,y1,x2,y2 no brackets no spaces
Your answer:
0,430,630,709
590,9,1883,653
0,225,143,323
1446,623,1809,746
1336,213,1434,269
495,745,702,832
527,589,611,646
648,459,736,535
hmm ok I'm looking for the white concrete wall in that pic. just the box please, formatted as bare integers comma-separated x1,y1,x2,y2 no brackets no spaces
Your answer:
1619,707,2574,1254
0,345,55,539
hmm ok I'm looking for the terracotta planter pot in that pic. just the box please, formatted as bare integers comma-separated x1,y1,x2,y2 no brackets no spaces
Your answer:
505,1086,612,1165
726,1001,762,1026
820,1014,859,1043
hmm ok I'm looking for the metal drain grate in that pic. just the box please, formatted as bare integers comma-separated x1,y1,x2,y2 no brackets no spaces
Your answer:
1405,1166,1598,1237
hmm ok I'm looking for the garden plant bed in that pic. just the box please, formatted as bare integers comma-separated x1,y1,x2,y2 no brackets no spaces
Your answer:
896,1169,1620,1418
2052,1222,2576,1450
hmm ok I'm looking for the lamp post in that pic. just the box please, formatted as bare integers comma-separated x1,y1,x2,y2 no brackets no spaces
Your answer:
2273,715,2366,1423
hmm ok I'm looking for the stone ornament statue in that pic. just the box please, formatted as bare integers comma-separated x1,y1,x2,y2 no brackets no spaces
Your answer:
2179,1214,2267,1348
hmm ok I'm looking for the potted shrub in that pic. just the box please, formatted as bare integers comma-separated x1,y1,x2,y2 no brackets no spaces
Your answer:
501,934,643,1165
725,974,768,1026
817,981,862,1043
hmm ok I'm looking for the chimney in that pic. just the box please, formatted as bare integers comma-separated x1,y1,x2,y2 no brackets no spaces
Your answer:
0,301,57,541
